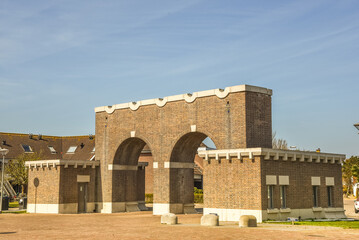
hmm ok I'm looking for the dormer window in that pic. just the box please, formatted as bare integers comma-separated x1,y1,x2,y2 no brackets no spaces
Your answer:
67,146,77,154
48,146,57,154
22,144,33,153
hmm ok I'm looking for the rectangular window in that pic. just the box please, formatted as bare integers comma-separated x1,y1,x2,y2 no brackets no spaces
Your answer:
327,186,334,207
67,146,77,153
280,185,287,209
313,186,319,207
21,144,33,153
48,146,57,154
91,146,95,153
268,185,274,209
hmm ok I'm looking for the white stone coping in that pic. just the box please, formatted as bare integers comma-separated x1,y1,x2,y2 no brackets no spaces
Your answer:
95,84,272,114
197,148,345,164
164,162,194,169
108,162,148,171
25,159,100,169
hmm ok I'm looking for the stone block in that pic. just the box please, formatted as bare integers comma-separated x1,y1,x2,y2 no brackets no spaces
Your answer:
184,204,197,214
138,201,148,211
161,213,178,225
125,202,140,212
239,215,257,227
201,214,219,226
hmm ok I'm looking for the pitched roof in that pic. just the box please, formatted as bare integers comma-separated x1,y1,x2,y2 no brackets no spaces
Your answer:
0,132,95,161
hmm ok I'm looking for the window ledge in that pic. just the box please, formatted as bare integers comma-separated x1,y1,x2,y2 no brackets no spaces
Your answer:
267,208,279,213
280,208,291,213
312,207,323,212
324,207,342,212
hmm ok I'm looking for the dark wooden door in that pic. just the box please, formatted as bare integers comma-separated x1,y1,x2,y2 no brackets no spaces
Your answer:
78,183,88,213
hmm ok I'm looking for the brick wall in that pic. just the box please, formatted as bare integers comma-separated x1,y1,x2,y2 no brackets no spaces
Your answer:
261,158,343,210
203,156,262,210
28,167,60,205
96,90,272,206
138,153,153,194
59,166,98,204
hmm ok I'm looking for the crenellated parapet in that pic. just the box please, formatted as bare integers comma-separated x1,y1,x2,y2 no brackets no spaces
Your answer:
25,160,100,169
198,148,345,164
95,84,272,114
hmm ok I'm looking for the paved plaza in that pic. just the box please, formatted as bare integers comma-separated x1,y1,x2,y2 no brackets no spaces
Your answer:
0,199,358,240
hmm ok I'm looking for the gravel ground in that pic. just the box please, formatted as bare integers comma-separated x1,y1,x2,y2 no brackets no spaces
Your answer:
0,199,358,239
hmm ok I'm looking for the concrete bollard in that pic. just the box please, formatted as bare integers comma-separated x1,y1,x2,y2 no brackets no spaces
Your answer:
161,213,178,225
201,214,219,226
239,215,257,227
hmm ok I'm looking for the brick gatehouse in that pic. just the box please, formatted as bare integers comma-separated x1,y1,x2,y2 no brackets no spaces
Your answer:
25,84,346,222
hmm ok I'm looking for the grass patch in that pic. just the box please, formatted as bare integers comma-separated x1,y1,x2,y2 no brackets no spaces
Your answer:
194,193,203,203
3,210,27,214
266,220,359,229
9,201,19,208
145,194,153,203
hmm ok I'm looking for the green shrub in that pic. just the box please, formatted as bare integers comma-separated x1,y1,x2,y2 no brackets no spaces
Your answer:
9,201,19,208
194,193,203,203
145,194,153,203
145,191,203,204
194,187,203,194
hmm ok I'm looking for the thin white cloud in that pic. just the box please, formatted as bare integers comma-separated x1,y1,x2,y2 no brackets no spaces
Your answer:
0,0,203,66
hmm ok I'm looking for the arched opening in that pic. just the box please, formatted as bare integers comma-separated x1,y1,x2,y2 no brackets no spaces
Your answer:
169,132,216,213
111,137,151,212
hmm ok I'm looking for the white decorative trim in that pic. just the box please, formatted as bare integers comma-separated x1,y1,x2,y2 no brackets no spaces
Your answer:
129,102,141,111
101,202,113,213
163,162,195,169
27,204,59,214
77,175,90,182
155,98,168,107
204,208,263,223
27,202,97,214
153,162,158,169
130,131,136,137
198,148,345,165
215,88,230,98
153,203,170,215
311,177,321,186
326,177,334,186
25,160,100,169
279,176,289,185
101,202,126,213
108,164,138,171
266,175,277,185
191,125,196,132
94,85,273,113
184,93,198,103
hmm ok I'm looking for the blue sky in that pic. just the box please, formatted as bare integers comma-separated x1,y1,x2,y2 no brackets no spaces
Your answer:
0,0,358,157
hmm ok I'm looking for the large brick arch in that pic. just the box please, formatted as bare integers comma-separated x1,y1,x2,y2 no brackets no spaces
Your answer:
113,137,146,165
111,137,148,209
95,85,272,214
168,132,213,213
